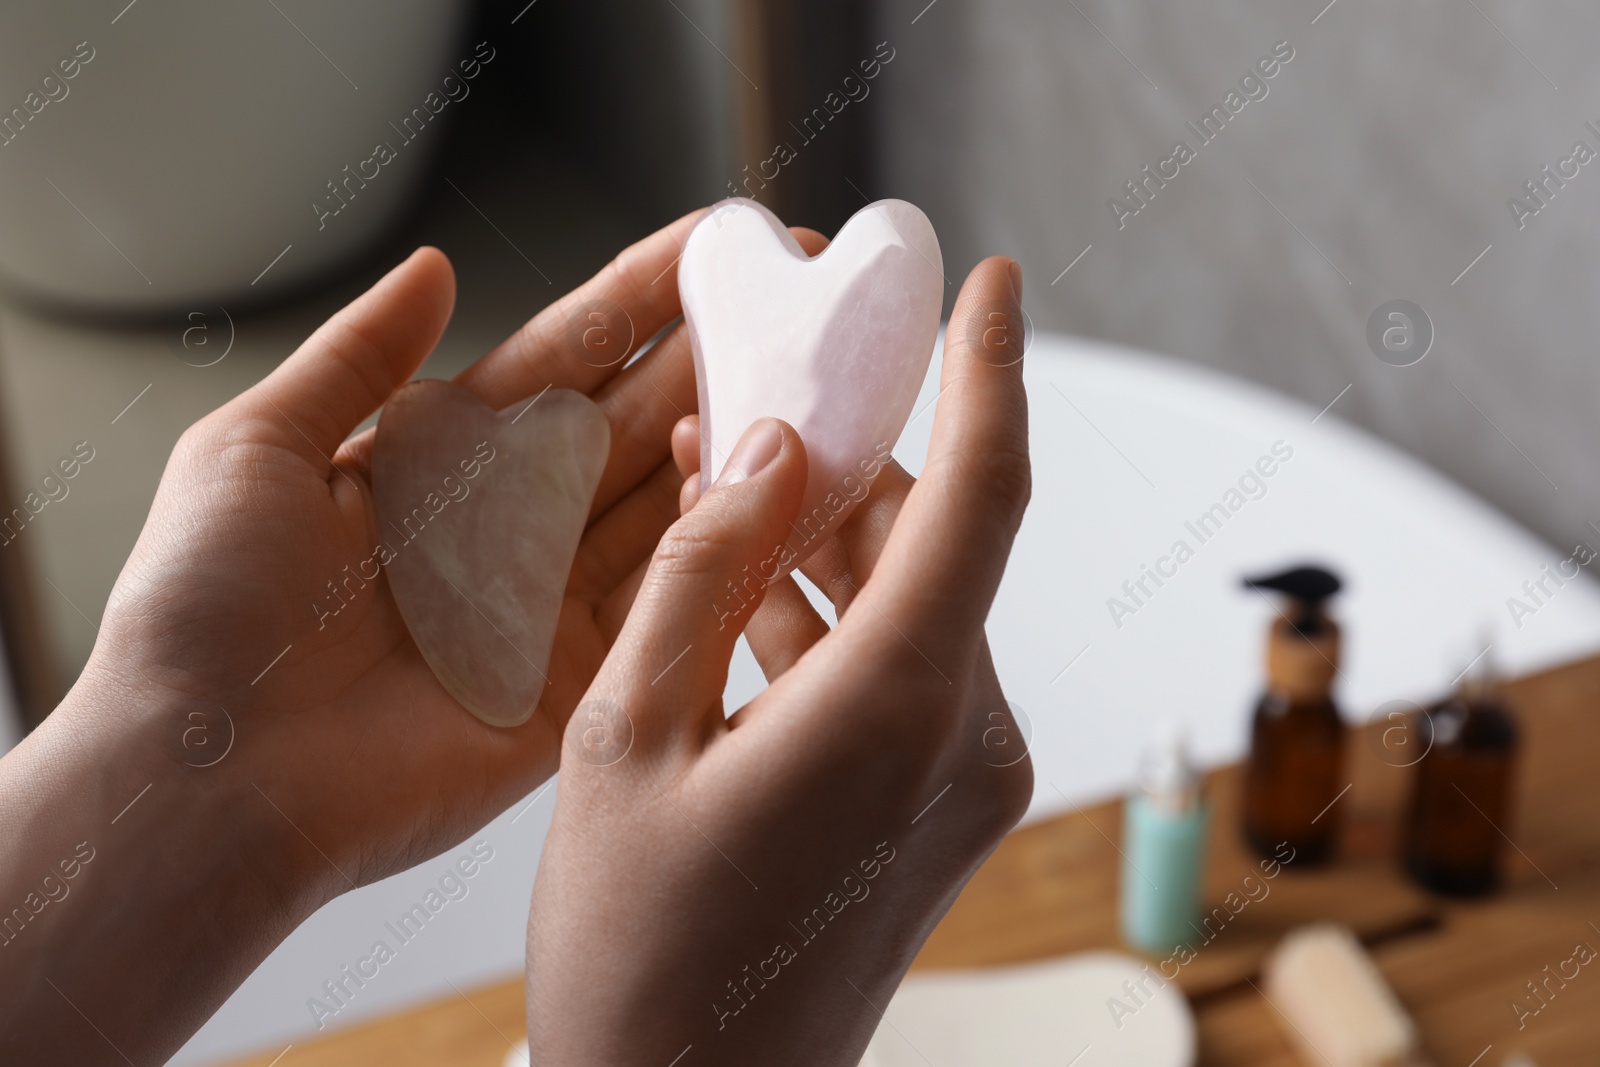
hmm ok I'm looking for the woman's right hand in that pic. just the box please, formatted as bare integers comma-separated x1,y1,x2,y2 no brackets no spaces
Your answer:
526,256,1033,1066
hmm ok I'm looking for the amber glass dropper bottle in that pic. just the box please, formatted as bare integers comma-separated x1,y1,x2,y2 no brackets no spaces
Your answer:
1240,565,1347,865
1403,647,1519,896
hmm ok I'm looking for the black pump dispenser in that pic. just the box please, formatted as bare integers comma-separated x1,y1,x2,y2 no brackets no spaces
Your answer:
1243,565,1342,636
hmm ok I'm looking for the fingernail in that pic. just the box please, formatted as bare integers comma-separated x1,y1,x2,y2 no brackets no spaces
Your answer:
714,418,784,488
1007,260,1023,302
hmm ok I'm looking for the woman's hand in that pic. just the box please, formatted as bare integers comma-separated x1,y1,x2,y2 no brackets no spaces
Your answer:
526,257,1032,1066
0,217,828,1064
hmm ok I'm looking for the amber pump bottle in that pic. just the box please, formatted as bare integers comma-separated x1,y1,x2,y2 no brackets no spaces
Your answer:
1403,651,1518,896
1241,565,1347,865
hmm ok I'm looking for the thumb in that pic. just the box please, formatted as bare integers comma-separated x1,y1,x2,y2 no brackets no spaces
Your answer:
234,247,455,472
582,418,808,751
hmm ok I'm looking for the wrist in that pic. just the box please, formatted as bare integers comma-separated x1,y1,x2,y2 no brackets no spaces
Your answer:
50,660,335,915
0,667,330,1062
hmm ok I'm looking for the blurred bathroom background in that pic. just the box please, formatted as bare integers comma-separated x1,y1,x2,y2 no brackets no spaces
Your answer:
0,0,1594,725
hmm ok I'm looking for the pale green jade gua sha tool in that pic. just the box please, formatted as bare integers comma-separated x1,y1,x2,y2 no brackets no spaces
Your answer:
372,381,609,727
680,198,944,569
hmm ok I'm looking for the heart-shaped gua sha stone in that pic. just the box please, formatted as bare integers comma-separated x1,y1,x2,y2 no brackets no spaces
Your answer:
680,198,943,568
372,380,609,727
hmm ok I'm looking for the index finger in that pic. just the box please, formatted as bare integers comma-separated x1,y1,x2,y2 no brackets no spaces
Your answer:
845,257,1030,662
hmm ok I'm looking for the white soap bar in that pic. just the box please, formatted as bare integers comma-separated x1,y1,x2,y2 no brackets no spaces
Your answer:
1263,924,1426,1067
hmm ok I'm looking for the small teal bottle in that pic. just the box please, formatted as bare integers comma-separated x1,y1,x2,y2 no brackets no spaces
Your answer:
1120,725,1209,955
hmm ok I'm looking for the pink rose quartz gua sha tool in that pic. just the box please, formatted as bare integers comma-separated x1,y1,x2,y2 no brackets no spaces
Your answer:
679,197,943,569
372,381,609,727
